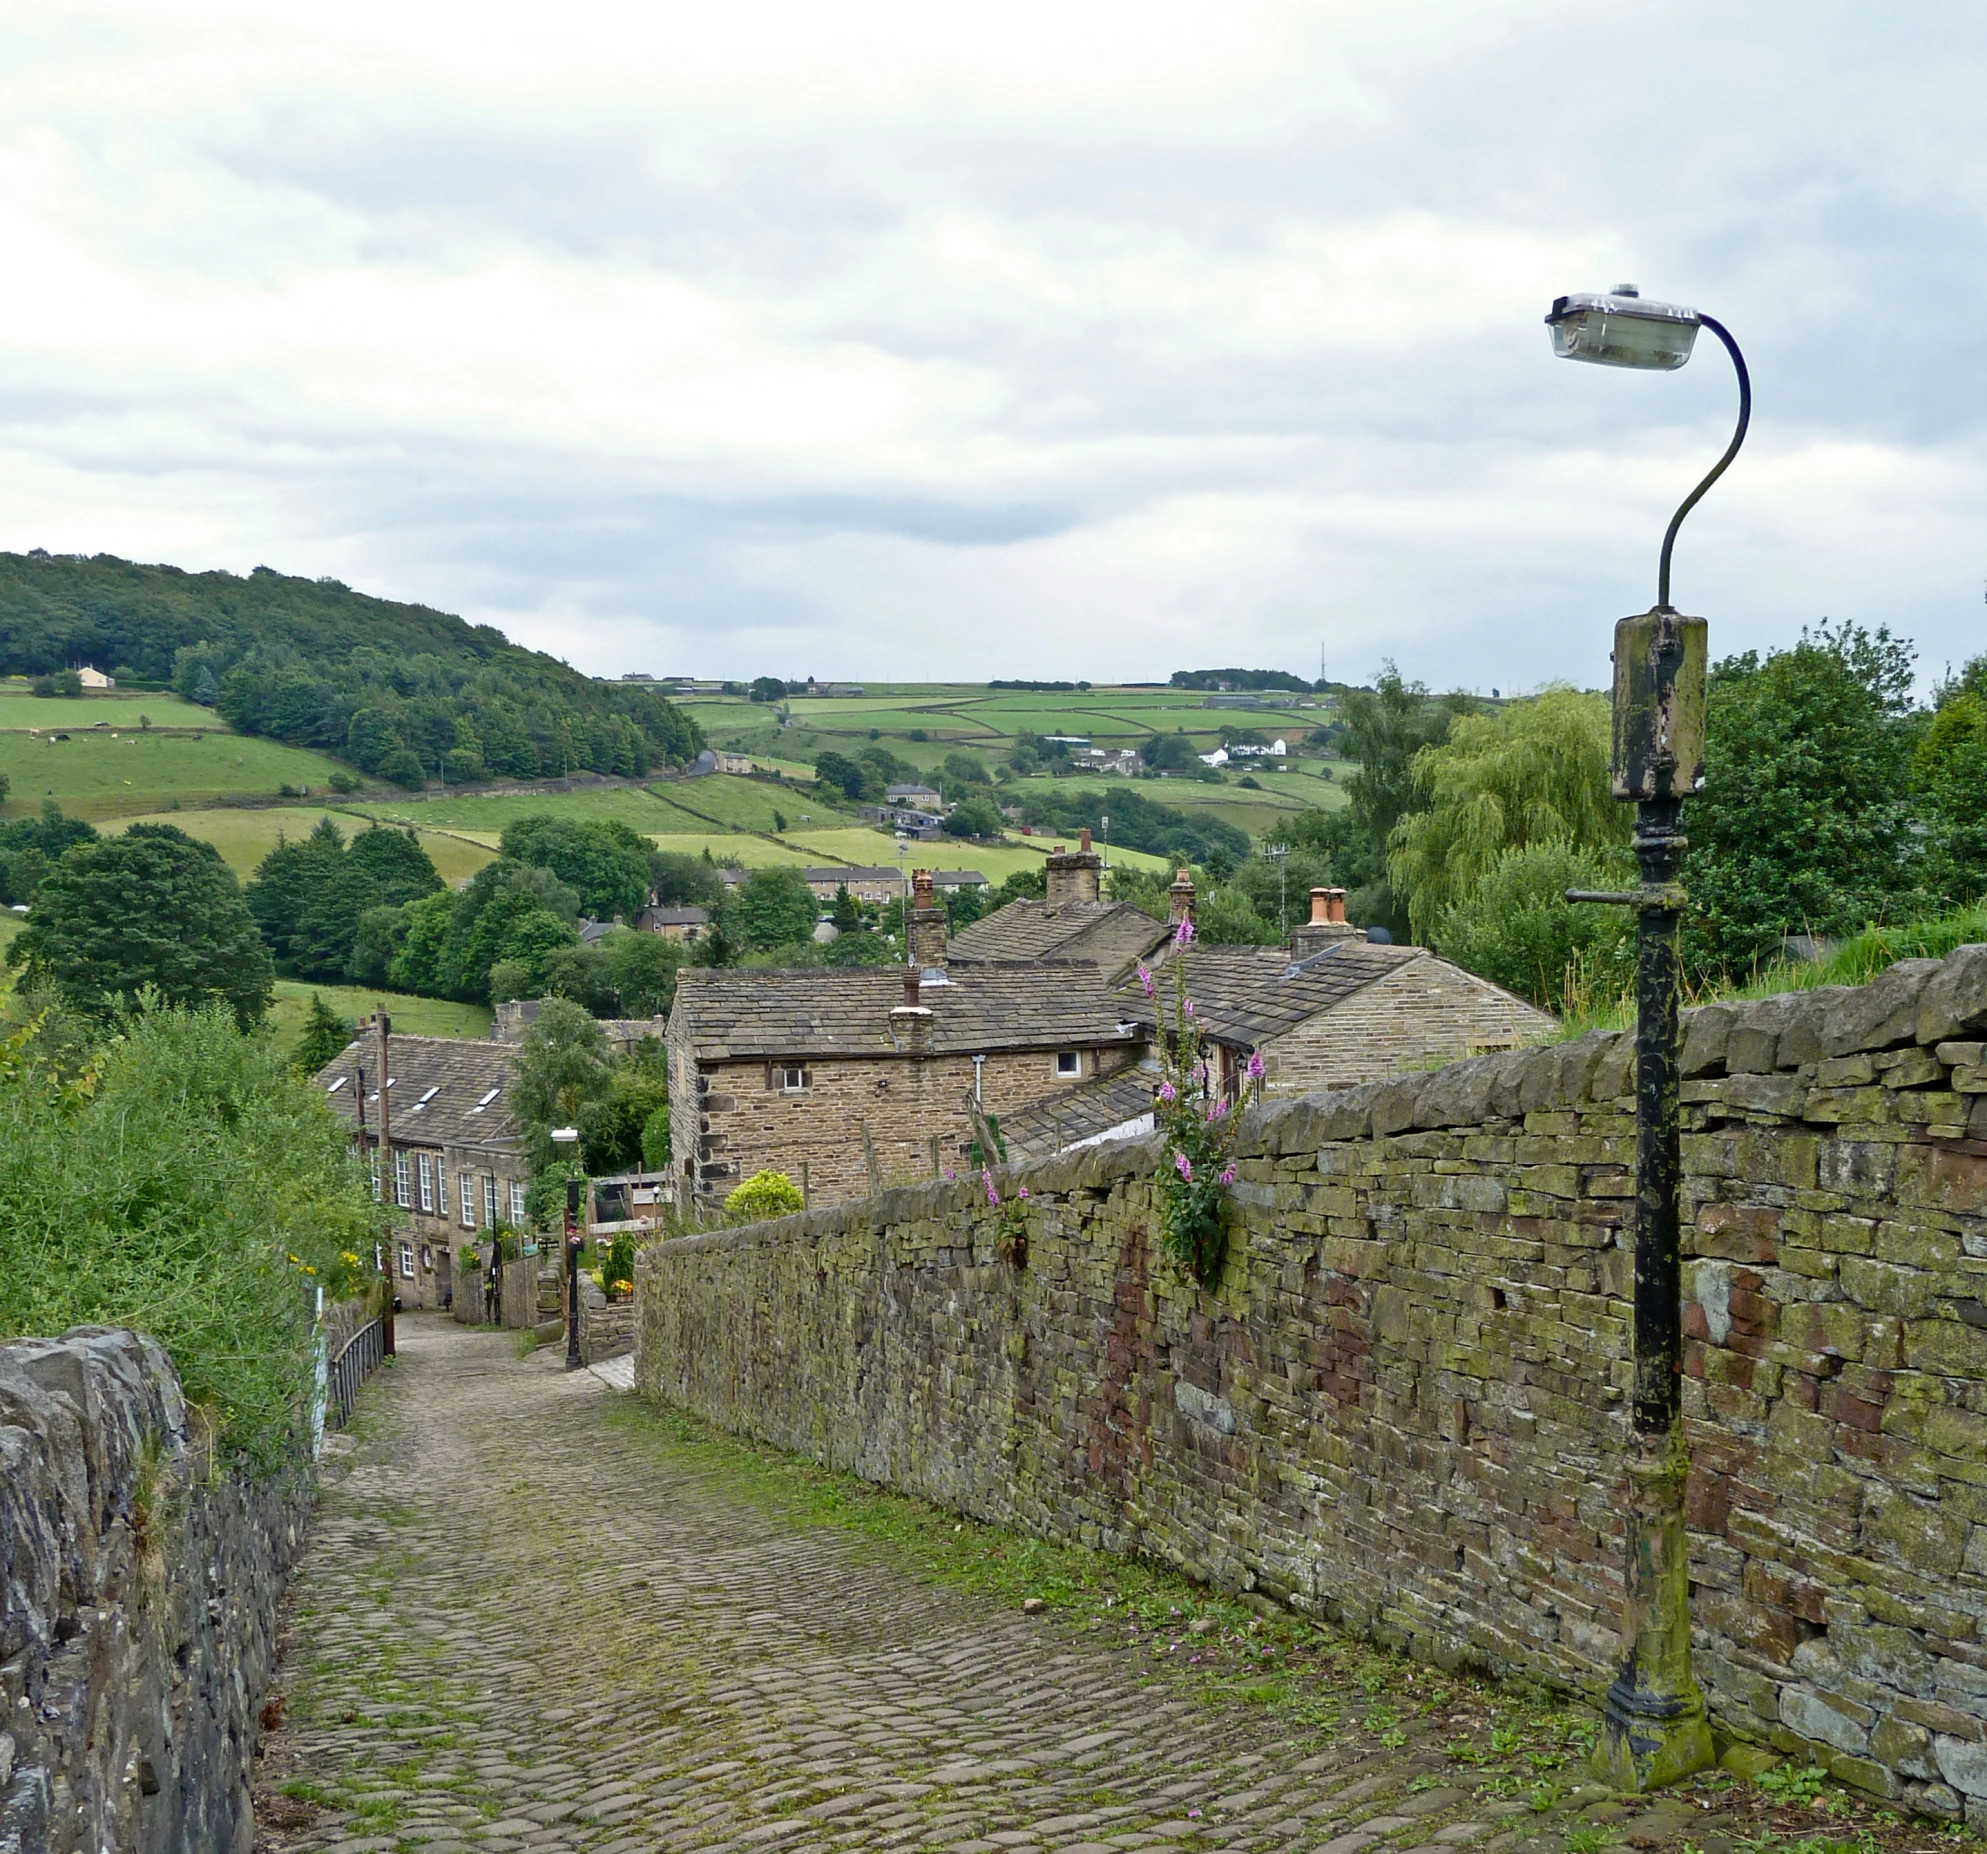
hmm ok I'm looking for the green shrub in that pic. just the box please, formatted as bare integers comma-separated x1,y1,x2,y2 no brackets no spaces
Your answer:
0,1002,388,1465
604,1230,637,1293
724,1170,805,1223
327,769,362,793
1432,841,1635,1015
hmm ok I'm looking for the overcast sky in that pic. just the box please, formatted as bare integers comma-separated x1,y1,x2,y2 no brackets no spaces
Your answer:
2,3,1982,691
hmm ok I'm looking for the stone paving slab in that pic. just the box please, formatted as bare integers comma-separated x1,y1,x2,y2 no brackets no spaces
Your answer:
256,1320,1522,1852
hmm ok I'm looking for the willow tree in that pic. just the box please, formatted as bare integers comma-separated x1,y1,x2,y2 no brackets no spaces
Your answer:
1387,687,1626,943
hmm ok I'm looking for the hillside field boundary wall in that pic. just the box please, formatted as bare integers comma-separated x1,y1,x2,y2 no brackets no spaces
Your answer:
638,947,1987,1818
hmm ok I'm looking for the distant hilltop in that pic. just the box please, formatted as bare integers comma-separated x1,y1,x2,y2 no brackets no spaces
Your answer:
0,551,703,787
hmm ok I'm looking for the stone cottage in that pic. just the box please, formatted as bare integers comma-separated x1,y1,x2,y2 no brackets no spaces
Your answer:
666,936,1145,1207
317,1024,530,1312
946,832,1171,981
1126,886,1555,1099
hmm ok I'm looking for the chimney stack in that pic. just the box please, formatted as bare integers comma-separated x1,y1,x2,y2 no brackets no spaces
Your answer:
1045,834,1104,908
1289,886,1362,959
892,966,934,1053
1168,867,1197,926
906,868,948,970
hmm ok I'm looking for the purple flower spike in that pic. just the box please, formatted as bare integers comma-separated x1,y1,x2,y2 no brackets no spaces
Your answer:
1183,999,1195,1018
1137,963,1155,997
1174,1151,1194,1182
1017,1187,1029,1200
1218,1166,1236,1186
984,1169,1000,1207
1245,1049,1266,1083
1208,1097,1229,1119
1174,916,1196,949
1157,1080,1177,1104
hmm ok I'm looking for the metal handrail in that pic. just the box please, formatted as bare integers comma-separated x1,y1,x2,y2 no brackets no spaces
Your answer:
326,1317,384,1431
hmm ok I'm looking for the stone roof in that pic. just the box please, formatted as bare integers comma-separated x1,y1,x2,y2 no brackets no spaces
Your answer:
671,964,1139,1061
1119,940,1431,1047
636,905,710,927
315,1034,520,1154
1001,1068,1158,1161
947,898,1170,978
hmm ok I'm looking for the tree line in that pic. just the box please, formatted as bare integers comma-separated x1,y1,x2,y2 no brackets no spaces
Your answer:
0,552,703,787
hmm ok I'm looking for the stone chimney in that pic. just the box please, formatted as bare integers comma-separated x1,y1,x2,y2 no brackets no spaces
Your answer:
1045,828,1103,908
891,965,934,1053
1167,868,1197,927
906,867,948,971
1288,887,1363,959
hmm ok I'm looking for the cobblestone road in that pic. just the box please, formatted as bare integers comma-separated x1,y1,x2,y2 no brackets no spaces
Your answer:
254,1319,1673,1854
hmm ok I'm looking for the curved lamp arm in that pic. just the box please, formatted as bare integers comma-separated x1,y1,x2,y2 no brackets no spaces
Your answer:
1658,314,1749,610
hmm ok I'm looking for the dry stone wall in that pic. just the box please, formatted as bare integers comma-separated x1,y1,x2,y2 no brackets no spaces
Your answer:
637,946,1987,1818
0,1328,308,1854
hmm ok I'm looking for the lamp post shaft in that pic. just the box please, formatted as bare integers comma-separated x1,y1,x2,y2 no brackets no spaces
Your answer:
1595,773,1713,1792
564,1173,583,1371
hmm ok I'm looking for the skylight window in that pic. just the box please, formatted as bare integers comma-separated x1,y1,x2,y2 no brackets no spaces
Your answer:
325,1076,348,1094
470,1087,501,1113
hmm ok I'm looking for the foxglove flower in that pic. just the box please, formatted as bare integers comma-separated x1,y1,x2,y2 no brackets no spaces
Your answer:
1218,1166,1236,1186
1245,1049,1266,1084
1157,1080,1177,1103
1136,964,1155,997
1174,1151,1194,1182
1208,1097,1229,1119
984,1170,1000,1208
1183,999,1195,1018
1174,916,1196,949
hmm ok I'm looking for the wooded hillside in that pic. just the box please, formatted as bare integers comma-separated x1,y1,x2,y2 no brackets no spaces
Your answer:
0,552,702,785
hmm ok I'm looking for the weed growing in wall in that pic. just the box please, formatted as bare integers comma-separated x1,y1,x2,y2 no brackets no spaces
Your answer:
1142,919,1262,1287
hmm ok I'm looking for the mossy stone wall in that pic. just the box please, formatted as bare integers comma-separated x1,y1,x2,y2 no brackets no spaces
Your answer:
637,946,1987,1818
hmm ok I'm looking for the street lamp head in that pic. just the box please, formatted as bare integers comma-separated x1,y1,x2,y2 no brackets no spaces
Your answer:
550,1125,579,1147
1545,285,1701,371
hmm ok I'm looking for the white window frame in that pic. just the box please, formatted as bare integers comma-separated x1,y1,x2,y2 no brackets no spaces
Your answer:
510,1180,526,1225
437,1157,449,1218
393,1150,411,1208
417,1151,434,1213
1055,1050,1082,1079
778,1065,809,1093
461,1174,477,1228
484,1175,499,1227
397,1239,414,1280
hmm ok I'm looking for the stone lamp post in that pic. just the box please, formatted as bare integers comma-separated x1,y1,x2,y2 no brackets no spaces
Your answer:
1546,284,1751,1792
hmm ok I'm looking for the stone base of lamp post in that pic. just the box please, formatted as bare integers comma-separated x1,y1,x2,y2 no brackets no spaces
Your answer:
1593,1431,1715,1790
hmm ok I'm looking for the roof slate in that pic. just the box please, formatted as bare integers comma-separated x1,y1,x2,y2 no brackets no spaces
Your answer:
1118,940,1428,1046
315,1034,521,1155
947,898,1170,976
1001,1068,1158,1161
672,964,1137,1061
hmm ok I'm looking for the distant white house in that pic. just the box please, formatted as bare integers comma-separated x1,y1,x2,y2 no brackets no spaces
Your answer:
76,666,114,690
1227,738,1289,760
1198,746,1229,768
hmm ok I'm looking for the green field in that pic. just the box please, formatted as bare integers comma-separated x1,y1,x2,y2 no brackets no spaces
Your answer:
645,833,816,867
0,729,348,820
271,980,492,1059
340,775,818,840
783,827,1168,882
103,808,498,885
0,691,223,730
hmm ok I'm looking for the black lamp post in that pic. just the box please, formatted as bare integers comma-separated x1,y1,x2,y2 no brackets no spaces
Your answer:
551,1126,583,1371
1545,284,1750,1792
